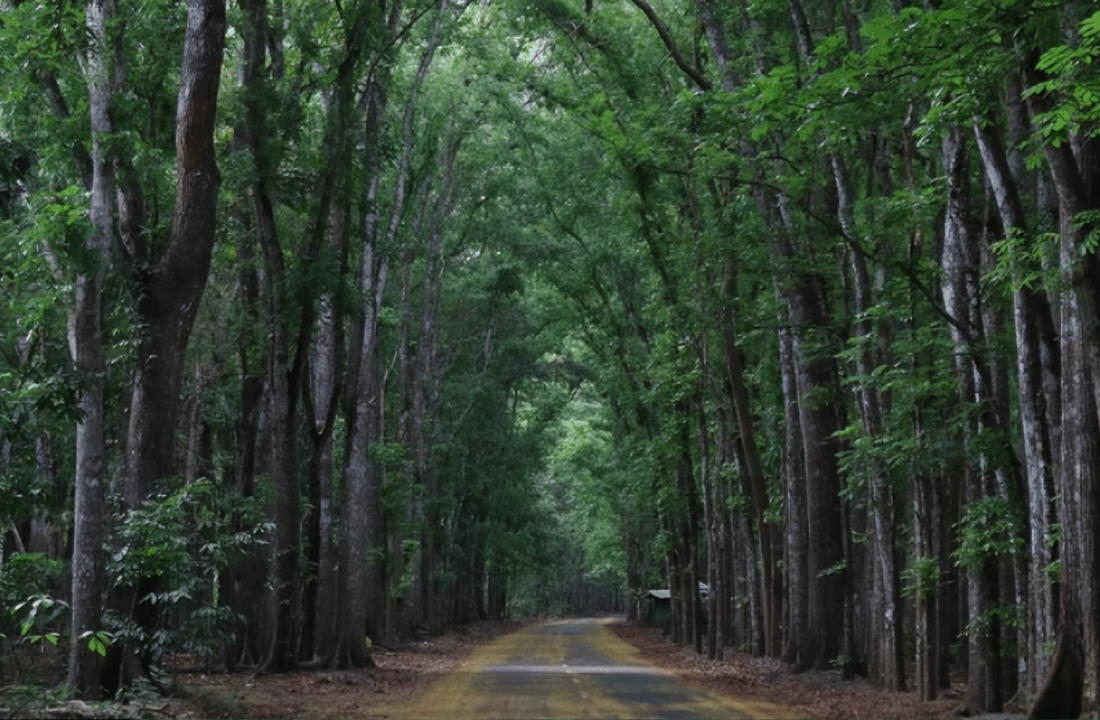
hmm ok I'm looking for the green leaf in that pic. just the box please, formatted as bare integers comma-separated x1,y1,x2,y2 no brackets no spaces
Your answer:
1081,10,1100,39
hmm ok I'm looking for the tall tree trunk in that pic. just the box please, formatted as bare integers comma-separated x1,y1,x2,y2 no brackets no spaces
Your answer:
698,395,719,661
124,0,226,506
942,126,1003,714
336,227,387,667
237,0,304,671
68,0,112,695
774,198,846,673
1028,240,1099,720
107,0,225,686
412,142,456,636
256,192,300,672
303,246,345,661
720,254,782,657
777,310,808,666
1026,69,1100,718
973,113,1060,706
833,156,904,690
308,0,394,667
913,457,939,702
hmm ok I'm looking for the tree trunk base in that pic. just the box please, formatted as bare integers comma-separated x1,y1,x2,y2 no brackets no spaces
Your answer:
1027,634,1082,720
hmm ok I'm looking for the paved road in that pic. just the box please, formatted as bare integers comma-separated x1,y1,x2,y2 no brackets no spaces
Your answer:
398,618,785,719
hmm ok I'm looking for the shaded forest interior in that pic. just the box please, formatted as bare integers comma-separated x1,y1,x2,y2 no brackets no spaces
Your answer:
3,0,1100,717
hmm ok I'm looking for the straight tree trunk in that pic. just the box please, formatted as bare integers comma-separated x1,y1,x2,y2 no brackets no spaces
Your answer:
972,114,1059,706
720,254,782,657
223,236,266,669
777,311,808,666
832,156,904,690
913,458,939,702
1026,71,1100,717
336,233,387,667
313,0,395,667
68,0,112,695
237,0,303,672
412,142,456,636
774,199,846,672
942,126,1003,714
303,254,344,661
1028,247,1098,720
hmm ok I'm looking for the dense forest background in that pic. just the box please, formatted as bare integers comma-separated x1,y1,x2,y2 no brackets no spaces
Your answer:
3,0,1100,716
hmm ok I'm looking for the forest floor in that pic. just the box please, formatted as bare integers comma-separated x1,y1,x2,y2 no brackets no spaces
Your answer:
2,619,1025,719
169,620,529,719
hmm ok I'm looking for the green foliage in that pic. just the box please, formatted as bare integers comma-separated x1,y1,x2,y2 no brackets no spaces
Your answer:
13,594,67,649
0,190,84,488
902,556,942,601
0,1,91,71
1073,209,1100,257
107,478,270,666
817,559,848,579
79,630,113,658
1,553,68,654
964,604,1024,640
987,228,1060,293
0,0,1091,685
0,553,65,604
1046,559,1061,583
1026,11,1100,144
954,495,1025,569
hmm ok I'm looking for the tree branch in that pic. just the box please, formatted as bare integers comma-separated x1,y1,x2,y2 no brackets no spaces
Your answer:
627,0,711,91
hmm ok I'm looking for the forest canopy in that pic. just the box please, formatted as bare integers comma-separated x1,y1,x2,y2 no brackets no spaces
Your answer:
3,0,1100,717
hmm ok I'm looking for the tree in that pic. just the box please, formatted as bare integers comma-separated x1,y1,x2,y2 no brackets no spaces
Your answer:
68,0,112,697
1023,11,1100,715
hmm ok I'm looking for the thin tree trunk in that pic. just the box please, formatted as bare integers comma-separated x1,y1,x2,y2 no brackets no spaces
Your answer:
413,142,457,636
913,455,939,702
777,311,808,666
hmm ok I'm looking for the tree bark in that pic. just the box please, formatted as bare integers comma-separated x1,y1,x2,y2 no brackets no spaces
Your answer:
303,243,345,661
68,0,112,695
942,126,1005,714
411,141,457,637
237,0,303,672
720,254,782,657
336,73,391,657
337,263,385,666
1025,69,1100,717
106,0,225,685
777,309,808,667
832,156,904,690
124,0,226,507
774,198,846,673
973,113,1060,706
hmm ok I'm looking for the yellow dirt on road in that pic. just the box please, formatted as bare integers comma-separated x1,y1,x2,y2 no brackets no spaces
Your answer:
398,618,790,719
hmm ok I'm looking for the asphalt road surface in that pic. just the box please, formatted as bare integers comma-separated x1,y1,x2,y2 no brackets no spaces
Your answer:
398,618,786,719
